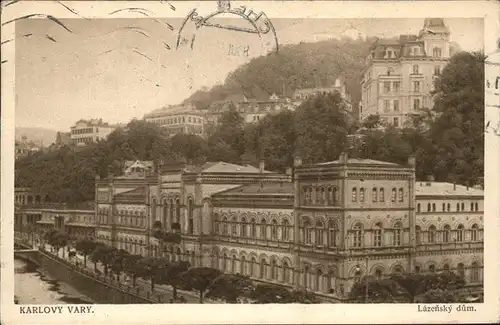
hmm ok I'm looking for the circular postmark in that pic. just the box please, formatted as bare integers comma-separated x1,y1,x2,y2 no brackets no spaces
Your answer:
176,1,279,57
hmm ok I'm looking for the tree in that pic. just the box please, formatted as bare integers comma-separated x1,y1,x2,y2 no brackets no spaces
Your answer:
182,267,223,303
156,260,190,299
294,93,351,164
429,51,485,184
205,274,254,303
207,107,245,163
122,254,144,286
45,230,69,257
75,239,97,267
362,114,382,130
90,243,115,276
109,249,130,281
137,257,164,291
250,283,319,303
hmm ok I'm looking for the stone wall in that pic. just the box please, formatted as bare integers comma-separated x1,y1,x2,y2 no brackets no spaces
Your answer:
18,250,163,304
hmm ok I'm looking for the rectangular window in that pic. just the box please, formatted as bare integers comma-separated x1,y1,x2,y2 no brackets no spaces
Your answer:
413,98,421,110
393,117,399,127
393,100,400,112
413,81,420,92
383,82,391,93
412,65,419,74
393,82,400,93
434,66,441,76
384,100,390,112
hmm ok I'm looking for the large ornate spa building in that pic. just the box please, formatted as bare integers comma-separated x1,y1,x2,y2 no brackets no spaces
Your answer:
94,154,483,301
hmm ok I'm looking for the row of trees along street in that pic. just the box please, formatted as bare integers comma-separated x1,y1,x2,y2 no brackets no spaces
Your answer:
15,51,485,205
35,230,479,304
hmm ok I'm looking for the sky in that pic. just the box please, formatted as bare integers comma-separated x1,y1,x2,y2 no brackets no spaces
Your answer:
13,16,483,131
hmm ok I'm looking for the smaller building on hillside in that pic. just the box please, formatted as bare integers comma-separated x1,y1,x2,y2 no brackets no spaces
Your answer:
15,135,41,160
70,119,117,146
144,104,207,138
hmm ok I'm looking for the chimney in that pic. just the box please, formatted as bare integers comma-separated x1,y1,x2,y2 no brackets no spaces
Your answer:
339,152,348,164
408,156,416,168
259,160,265,173
294,156,302,167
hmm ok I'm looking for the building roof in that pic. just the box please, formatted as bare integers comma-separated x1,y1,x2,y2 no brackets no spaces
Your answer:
214,181,294,196
114,186,147,202
416,182,484,197
144,104,200,118
72,119,115,128
186,161,272,174
313,158,400,167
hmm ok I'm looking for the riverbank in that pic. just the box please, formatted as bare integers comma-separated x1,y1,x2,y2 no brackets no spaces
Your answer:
14,258,95,304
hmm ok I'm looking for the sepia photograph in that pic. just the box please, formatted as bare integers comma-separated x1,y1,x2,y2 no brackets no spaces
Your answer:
1,0,499,324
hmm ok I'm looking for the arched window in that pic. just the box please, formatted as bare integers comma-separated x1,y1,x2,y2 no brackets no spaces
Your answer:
471,224,478,241
151,198,157,220
260,259,267,278
393,222,402,246
175,198,180,222
398,188,404,202
379,188,385,202
313,187,318,204
457,263,465,278
304,220,312,244
222,253,228,272
315,269,323,292
187,198,194,234
250,218,256,237
415,265,421,273
354,269,362,283
471,262,479,282
352,187,358,202
359,188,365,202
373,222,383,247
260,218,267,239
447,203,450,212
308,187,313,204
475,202,479,211
428,225,436,243
443,264,450,271
328,220,338,247
391,188,397,202
169,199,174,225
162,200,168,228
271,219,278,240
372,188,378,202
415,225,422,245
315,221,324,246
461,203,465,211
270,259,278,280
392,265,403,275
241,256,247,275
470,203,474,211
250,257,257,277
282,219,290,241
442,203,446,211
443,224,451,243
432,203,436,212
283,260,291,283
429,264,436,273
241,217,247,237
327,187,333,205
353,223,363,247
319,187,325,205
456,203,460,211
417,203,421,212
231,255,237,274
456,224,464,242
427,203,431,212
222,217,228,236
231,217,238,237
375,269,383,280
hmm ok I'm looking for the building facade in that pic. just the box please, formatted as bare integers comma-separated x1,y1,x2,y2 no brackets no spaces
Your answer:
293,77,353,114
70,119,117,146
93,154,483,301
144,104,207,138
359,18,460,126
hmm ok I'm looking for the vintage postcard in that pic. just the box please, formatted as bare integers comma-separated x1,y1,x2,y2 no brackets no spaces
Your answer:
1,0,499,324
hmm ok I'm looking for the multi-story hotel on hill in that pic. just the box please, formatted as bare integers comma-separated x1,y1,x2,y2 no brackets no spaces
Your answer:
143,104,207,138
359,18,461,127
89,154,482,301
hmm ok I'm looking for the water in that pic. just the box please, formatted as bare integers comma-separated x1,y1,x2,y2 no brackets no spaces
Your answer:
14,258,95,304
